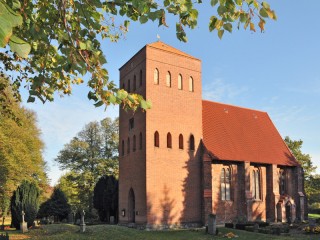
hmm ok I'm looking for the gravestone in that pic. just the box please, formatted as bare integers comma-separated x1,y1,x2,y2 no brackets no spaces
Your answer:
68,213,74,224
80,210,86,233
110,216,115,224
20,211,28,233
208,214,217,235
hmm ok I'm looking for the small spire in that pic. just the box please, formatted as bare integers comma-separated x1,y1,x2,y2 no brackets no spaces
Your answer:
157,34,160,41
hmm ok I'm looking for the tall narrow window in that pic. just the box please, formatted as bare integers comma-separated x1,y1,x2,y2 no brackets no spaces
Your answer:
129,118,134,130
220,169,226,201
139,132,142,150
127,137,130,154
166,71,171,87
189,134,195,151
133,75,136,91
154,68,159,85
128,79,131,93
154,131,159,147
139,70,143,86
167,132,172,148
122,83,125,90
178,74,183,90
133,135,136,152
279,170,286,195
252,169,261,200
179,134,184,149
122,140,124,156
189,76,194,92
221,168,231,200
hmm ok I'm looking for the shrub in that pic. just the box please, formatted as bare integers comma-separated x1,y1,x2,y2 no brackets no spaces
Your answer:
10,181,40,229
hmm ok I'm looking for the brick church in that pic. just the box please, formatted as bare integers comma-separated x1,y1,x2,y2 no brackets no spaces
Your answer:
118,41,307,227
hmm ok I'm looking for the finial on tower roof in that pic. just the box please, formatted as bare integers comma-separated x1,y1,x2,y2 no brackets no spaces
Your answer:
157,34,160,41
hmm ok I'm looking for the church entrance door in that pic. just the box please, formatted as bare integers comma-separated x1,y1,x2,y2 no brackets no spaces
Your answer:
285,202,292,224
128,188,135,223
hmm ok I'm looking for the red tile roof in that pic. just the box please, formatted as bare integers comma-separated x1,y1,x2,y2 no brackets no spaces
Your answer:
147,41,199,60
202,100,299,166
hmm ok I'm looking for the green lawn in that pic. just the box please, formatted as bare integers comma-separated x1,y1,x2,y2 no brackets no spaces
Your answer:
309,213,320,219
1,224,319,240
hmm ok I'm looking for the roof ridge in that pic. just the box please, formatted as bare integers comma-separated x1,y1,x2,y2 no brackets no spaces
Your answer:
202,99,267,114
147,41,200,60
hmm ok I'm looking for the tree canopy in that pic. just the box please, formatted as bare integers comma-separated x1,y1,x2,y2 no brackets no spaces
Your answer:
0,76,48,216
0,0,276,110
284,136,319,200
55,117,119,212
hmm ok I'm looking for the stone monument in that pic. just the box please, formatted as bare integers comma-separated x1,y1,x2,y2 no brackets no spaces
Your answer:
20,211,28,233
208,214,217,235
80,210,86,233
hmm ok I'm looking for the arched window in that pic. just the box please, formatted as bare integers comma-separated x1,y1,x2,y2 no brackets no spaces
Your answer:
166,71,171,87
122,140,124,156
133,135,136,152
154,131,159,147
252,169,261,200
167,132,172,148
279,170,286,195
133,75,136,91
189,76,194,92
189,134,195,151
139,132,143,150
179,134,184,149
221,167,231,201
154,68,159,85
178,74,183,90
128,79,131,93
127,137,130,154
139,70,143,86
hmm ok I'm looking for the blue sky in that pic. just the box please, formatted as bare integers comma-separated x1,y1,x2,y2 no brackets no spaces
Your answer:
21,0,320,185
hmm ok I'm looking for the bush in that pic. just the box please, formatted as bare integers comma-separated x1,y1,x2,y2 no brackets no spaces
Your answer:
10,181,40,229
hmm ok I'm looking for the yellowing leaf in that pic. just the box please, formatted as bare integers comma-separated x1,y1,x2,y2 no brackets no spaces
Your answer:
258,19,265,32
250,22,256,32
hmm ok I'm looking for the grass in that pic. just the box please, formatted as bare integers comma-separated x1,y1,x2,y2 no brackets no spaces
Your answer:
308,213,320,219
0,224,319,240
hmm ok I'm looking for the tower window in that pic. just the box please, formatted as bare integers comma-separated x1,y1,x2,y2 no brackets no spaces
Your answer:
279,169,286,195
154,68,159,85
139,70,143,86
166,71,171,87
139,132,142,150
133,135,136,152
154,131,159,147
127,137,130,154
189,76,194,92
129,118,134,130
167,132,172,148
178,74,183,90
179,134,183,149
121,140,124,156
122,83,125,90
133,75,136,91
189,134,195,151
128,79,131,93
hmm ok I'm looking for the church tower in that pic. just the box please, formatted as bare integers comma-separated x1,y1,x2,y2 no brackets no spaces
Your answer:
118,42,203,227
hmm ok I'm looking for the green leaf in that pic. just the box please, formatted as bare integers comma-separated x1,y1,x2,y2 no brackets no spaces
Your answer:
262,1,270,9
107,94,117,104
259,8,268,18
116,89,128,100
27,96,35,103
223,23,232,32
218,29,224,39
79,41,87,50
9,35,31,58
217,6,227,15
235,0,242,6
94,101,104,107
211,0,218,6
140,99,152,110
139,15,148,24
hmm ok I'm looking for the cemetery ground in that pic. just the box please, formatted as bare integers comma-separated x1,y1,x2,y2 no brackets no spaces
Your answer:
1,215,320,240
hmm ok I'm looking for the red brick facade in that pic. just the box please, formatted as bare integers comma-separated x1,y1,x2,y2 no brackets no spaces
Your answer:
118,42,307,227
